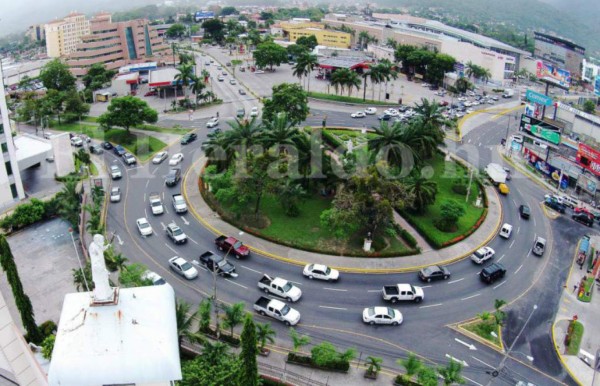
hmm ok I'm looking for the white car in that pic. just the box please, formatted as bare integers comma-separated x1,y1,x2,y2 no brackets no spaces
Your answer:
472,101,480,106
466,108,474,114
70,137,83,147
136,217,153,236
364,107,377,115
363,307,403,326
169,153,184,166
303,264,339,281
168,256,198,280
463,101,472,107
110,187,121,202
217,76,224,82
384,109,399,116
110,165,122,180
470,246,495,264
250,107,259,117
511,135,524,144
207,118,219,128
152,151,168,164
351,111,366,118
229,79,237,85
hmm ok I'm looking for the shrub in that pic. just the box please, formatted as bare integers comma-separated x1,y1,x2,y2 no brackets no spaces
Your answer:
39,320,57,339
0,198,56,231
399,228,418,248
41,334,55,360
451,184,468,195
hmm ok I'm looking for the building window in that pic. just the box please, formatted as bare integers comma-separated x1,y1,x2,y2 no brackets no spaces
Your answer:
5,161,12,176
125,27,138,59
1,143,7,153
0,123,3,134
10,184,17,199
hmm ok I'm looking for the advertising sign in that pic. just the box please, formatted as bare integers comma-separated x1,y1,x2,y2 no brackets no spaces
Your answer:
576,143,600,177
195,11,215,21
577,173,597,195
525,89,553,106
536,61,572,89
595,75,600,97
519,115,561,145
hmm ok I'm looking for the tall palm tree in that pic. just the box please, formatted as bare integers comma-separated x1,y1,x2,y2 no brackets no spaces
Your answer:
401,122,440,161
175,63,195,99
398,353,422,382
222,302,245,337
368,121,415,166
203,131,235,171
362,65,382,101
438,359,465,386
345,70,361,97
331,68,361,97
330,70,345,95
414,98,446,129
293,53,318,92
72,262,93,292
261,112,299,152
57,177,81,227
176,300,199,346
480,68,492,85
404,173,438,213
226,117,262,151
358,31,371,50
378,59,398,101
189,75,206,105
255,322,276,353
465,61,476,82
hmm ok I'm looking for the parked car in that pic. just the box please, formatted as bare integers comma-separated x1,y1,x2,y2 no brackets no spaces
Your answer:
419,265,450,282
113,145,126,157
207,117,219,128
480,263,507,284
90,144,104,154
180,133,197,145
351,111,366,118
362,307,403,326
165,168,182,187
102,142,113,150
166,222,187,244
364,107,377,115
519,205,530,219
144,90,157,97
110,187,121,202
544,198,566,214
110,165,122,180
142,270,166,285
572,212,594,227
152,151,168,164
70,137,83,147
302,264,339,281
168,256,198,280
169,153,184,166
123,153,137,166
136,217,153,236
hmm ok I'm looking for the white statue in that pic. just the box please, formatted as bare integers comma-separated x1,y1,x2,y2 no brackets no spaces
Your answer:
89,234,113,302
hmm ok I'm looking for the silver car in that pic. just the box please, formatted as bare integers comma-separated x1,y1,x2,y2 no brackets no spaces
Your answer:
152,151,168,164
110,187,121,202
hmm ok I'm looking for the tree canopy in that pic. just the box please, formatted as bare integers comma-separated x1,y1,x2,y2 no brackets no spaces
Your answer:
39,59,76,91
253,42,287,70
97,96,158,132
262,83,309,125
166,23,187,38
82,63,116,91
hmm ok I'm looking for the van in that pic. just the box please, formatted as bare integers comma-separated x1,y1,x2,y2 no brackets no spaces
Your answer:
559,195,579,209
532,236,546,256
499,223,513,239
480,263,507,284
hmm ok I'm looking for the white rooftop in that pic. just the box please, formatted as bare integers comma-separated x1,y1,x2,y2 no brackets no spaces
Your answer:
48,284,181,386
14,134,52,170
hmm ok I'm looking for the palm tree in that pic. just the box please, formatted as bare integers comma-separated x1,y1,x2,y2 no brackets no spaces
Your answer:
203,131,235,171
72,262,93,292
378,59,398,101
276,179,306,217
438,359,465,385
358,31,371,50
255,322,276,353
404,173,438,213
226,117,262,151
494,299,507,326
368,121,415,166
417,366,438,386
222,302,245,337
386,38,398,49
480,68,492,85
345,70,361,97
261,112,299,152
175,63,195,99
56,177,81,227
365,356,383,377
465,61,476,82
176,299,199,346
202,340,230,366
362,65,382,101
330,70,345,95
189,75,206,105
414,98,446,129
289,327,311,352
293,53,318,92
398,353,422,382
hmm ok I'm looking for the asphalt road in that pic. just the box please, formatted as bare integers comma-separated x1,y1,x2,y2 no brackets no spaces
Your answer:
101,53,593,385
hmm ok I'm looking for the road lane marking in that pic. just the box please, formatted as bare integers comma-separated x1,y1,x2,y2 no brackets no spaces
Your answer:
517,226,520,234
367,289,382,293
448,278,464,284
318,306,347,311
515,264,523,274
241,265,262,274
187,237,199,245
463,376,482,386
493,281,507,289
323,287,347,292
143,193,146,202
471,356,495,369
512,199,518,207
181,216,190,225
498,254,505,262
461,293,481,301
419,303,442,309
160,222,167,230
145,180,149,188
225,279,247,289
445,354,468,367
534,218,537,227
164,243,178,254
421,285,432,289
509,240,515,249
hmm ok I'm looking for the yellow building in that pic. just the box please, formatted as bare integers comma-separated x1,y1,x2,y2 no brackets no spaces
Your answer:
288,28,351,49
44,12,90,58
280,21,324,30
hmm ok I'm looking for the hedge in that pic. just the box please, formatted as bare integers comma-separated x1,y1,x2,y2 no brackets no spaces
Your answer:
398,228,418,249
321,129,345,150
0,198,59,233
287,352,349,372
260,377,293,386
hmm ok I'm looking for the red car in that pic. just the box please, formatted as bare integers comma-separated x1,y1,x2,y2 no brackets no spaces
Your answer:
440,100,449,106
144,90,157,97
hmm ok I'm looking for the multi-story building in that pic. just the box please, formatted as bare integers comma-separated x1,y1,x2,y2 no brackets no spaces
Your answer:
44,12,90,58
25,24,46,43
67,13,171,77
582,58,600,83
0,66,25,207
534,32,585,80
287,28,351,48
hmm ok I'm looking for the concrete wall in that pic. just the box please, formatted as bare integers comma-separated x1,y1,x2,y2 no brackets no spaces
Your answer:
441,40,516,83
51,134,75,177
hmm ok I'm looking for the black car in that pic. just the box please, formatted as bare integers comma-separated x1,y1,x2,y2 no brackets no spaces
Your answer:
236,108,245,118
480,263,506,284
378,114,391,121
102,142,113,150
544,200,566,214
419,265,450,282
90,144,104,154
199,251,236,277
572,212,594,227
165,168,181,187
180,133,197,145
519,205,530,219
113,145,126,156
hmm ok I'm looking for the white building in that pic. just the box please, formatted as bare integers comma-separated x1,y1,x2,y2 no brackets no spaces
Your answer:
582,58,600,83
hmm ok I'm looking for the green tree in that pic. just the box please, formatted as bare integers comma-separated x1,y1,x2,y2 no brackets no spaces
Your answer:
56,177,81,227
62,89,90,121
222,302,245,337
368,121,414,166
82,63,116,91
220,6,238,16
230,59,243,76
175,63,195,99
176,299,199,346
0,235,43,344
330,68,361,97
311,341,356,367
583,100,596,114
239,314,259,386
287,44,308,59
203,131,235,171
255,322,276,353
189,75,206,104
41,334,55,360
427,53,456,86
43,89,65,124
72,262,93,292
253,42,288,71
494,299,507,326
417,365,438,386
296,35,318,50
437,200,466,232
118,263,153,288
226,117,262,151
97,96,158,132
394,45,417,74
398,353,422,382
438,359,465,385
405,173,438,213
292,52,318,92
39,58,76,91
166,23,186,38
289,327,311,352
198,298,212,333
263,83,309,125
365,356,383,376
362,64,383,101
261,111,299,151
202,19,226,43
276,180,306,217
455,77,472,94
180,341,241,386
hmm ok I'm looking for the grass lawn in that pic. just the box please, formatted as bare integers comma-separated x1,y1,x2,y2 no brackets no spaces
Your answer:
463,319,501,347
566,320,584,355
50,121,167,162
403,154,485,248
74,158,99,176
308,91,395,106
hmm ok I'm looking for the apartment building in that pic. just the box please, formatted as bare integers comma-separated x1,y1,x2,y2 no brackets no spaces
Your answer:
25,24,46,43
44,12,90,58
67,13,171,77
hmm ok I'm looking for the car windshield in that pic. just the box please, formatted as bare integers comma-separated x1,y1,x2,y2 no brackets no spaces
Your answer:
474,250,484,258
139,222,149,229
111,166,119,171
154,278,166,285
387,308,395,318
281,305,290,316
233,241,243,249
367,308,375,317
523,206,530,214
282,282,292,292
151,201,161,207
181,262,192,271
172,227,183,236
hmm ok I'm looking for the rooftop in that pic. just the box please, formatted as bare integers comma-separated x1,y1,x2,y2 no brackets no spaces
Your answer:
48,284,181,386
149,67,181,87
318,56,370,69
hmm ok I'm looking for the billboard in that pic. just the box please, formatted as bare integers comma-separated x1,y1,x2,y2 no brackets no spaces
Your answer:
525,89,553,106
195,11,215,22
519,115,561,145
595,75,600,97
576,143,600,177
536,61,571,89
523,148,568,189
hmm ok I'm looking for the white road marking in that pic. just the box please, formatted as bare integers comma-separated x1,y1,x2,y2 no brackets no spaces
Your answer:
517,226,520,234
165,207,169,214
323,287,347,292
116,234,124,245
145,180,149,188
421,285,432,289
468,138,472,143
181,216,189,225
160,222,167,230
143,193,146,202
445,354,468,367
493,281,507,289
534,218,537,227
225,279,248,289
509,240,515,249
461,293,481,301
498,254,505,262
512,199,518,207
144,208,148,218
463,376,483,386
515,264,524,274
187,237,199,245
471,356,495,369
478,142,481,147
448,278,464,284
455,338,477,350
164,243,178,254
367,289,382,293
241,265,262,274
162,191,165,200
318,305,347,311
419,303,442,309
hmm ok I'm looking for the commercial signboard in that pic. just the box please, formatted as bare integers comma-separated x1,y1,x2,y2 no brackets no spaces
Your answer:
576,143,600,177
519,115,561,145
195,11,215,21
525,89,553,106
523,148,568,189
595,75,600,97
536,61,572,89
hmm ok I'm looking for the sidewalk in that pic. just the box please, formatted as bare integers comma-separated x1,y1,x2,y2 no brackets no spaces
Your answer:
182,156,502,272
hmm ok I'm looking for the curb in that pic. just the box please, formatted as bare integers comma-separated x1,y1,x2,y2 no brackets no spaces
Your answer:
451,319,505,352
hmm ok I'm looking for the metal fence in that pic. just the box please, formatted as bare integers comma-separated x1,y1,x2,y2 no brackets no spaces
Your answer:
258,362,329,386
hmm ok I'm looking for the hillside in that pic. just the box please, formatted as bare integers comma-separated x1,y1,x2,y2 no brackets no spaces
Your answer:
376,0,599,57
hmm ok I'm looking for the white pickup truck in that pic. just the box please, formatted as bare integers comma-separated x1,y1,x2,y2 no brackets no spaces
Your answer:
253,296,300,326
149,192,164,215
381,283,424,303
172,194,187,213
257,274,302,302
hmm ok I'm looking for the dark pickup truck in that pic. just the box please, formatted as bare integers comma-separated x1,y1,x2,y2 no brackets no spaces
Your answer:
215,235,250,258
199,251,237,277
